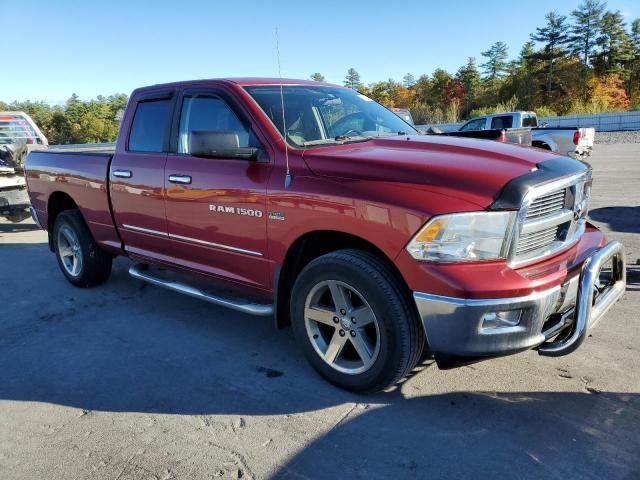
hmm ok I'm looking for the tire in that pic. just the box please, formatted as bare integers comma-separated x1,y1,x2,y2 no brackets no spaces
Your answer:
290,249,424,393
53,209,112,287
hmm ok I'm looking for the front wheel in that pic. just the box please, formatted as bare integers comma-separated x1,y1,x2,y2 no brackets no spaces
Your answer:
291,249,424,393
53,209,113,287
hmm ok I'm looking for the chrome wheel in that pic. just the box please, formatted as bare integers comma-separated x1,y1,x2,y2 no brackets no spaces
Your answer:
57,225,83,277
304,280,380,375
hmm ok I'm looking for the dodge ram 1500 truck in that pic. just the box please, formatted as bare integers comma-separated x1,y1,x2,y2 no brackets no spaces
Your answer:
25,79,626,393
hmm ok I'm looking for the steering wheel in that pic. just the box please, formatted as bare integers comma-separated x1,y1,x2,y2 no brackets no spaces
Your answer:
332,112,365,137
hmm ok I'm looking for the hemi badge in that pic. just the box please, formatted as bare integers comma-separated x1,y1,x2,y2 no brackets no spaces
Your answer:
268,212,286,221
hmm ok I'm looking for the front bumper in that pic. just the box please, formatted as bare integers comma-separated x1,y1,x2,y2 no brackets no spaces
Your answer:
414,241,626,359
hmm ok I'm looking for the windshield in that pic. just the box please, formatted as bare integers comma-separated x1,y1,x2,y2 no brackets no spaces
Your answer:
244,85,418,147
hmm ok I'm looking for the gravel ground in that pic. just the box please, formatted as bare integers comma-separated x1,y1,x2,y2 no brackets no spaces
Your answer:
0,143,639,480
595,130,640,144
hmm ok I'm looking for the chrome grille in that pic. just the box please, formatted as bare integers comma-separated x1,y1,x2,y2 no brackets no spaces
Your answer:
516,226,559,255
508,172,591,266
525,190,567,220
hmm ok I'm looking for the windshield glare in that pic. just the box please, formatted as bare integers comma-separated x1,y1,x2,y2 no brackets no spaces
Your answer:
244,86,417,147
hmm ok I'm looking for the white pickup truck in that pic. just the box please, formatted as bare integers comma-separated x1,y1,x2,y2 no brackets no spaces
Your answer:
0,112,48,222
458,111,594,159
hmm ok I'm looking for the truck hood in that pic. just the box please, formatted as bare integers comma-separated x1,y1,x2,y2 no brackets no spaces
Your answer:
302,135,558,207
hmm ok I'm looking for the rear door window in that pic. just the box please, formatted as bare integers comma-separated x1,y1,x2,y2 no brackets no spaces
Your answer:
128,99,172,152
490,116,513,129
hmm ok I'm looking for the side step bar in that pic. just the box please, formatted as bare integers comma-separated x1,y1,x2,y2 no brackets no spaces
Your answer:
129,263,274,316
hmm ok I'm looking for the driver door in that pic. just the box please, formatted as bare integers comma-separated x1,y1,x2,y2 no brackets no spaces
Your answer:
164,88,271,289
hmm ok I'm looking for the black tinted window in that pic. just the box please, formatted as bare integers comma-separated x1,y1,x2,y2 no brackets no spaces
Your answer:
128,99,171,152
522,114,537,127
490,116,513,129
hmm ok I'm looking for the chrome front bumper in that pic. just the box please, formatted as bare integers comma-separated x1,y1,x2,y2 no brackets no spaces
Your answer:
413,241,626,358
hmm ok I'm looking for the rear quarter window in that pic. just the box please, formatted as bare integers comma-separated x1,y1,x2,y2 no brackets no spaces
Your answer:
128,99,172,152
490,116,513,129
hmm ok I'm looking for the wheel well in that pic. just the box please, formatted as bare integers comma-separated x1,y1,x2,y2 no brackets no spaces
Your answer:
532,141,551,150
47,191,77,251
274,230,409,329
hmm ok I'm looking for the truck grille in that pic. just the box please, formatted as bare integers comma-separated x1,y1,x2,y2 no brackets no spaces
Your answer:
509,173,591,266
525,190,566,220
515,226,559,255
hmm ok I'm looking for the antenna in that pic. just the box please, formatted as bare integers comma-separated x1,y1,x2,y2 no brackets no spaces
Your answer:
275,27,292,189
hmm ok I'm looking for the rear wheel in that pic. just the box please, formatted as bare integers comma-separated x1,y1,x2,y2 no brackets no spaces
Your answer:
291,249,424,393
53,209,112,287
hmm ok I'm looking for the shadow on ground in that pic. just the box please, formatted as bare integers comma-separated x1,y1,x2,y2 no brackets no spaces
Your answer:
0,221,40,234
273,390,640,480
589,206,640,235
1,235,639,479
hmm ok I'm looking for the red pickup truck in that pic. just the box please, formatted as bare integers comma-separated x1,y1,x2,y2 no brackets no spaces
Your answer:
25,78,626,393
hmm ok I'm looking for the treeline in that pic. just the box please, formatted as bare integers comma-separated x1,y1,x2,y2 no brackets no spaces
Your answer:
316,0,640,124
0,94,127,144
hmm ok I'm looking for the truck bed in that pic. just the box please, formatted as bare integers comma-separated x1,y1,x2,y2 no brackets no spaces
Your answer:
25,149,121,251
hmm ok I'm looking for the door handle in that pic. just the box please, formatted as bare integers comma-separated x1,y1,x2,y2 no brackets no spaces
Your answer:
168,174,192,185
112,169,132,178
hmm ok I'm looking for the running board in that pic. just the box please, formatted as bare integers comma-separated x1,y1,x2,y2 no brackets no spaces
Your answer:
128,263,273,316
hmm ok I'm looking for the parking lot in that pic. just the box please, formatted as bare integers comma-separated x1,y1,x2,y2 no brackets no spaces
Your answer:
1,143,639,480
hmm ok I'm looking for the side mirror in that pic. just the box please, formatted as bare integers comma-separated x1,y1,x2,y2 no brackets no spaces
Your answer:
190,131,262,160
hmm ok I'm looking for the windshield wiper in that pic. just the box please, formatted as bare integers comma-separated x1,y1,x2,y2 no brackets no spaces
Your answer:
303,136,372,147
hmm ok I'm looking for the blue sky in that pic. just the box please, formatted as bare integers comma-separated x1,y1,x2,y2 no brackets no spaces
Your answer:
2,0,639,103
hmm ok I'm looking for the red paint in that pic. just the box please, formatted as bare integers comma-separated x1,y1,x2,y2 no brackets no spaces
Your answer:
25,78,606,303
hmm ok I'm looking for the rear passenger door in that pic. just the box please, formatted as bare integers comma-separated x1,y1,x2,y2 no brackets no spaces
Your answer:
110,91,175,262
164,88,272,289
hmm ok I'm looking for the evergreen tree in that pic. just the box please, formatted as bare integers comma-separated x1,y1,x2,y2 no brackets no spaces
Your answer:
480,42,509,86
595,11,634,75
569,0,606,65
344,68,362,89
402,73,416,88
530,11,571,101
456,57,481,112
310,73,326,82
632,19,640,54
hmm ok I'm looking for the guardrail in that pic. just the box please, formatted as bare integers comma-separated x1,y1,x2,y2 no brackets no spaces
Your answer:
417,111,640,133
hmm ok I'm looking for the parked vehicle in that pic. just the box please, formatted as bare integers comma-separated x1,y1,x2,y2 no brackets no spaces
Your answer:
427,125,532,146
25,79,625,393
458,111,594,159
0,112,48,222
389,107,415,125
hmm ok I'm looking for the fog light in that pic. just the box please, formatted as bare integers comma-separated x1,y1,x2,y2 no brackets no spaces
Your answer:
481,310,522,329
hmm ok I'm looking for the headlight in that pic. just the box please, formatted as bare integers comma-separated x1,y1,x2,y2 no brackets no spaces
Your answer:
406,211,515,262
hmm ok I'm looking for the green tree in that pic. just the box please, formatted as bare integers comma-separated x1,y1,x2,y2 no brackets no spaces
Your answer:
310,73,326,82
480,41,509,95
569,0,606,65
530,11,571,102
631,19,640,53
456,57,481,113
344,68,362,89
402,73,416,88
595,10,634,76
